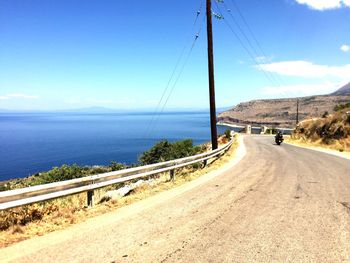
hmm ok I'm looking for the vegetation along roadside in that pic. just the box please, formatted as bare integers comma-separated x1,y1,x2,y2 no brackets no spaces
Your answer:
0,131,237,247
287,103,350,154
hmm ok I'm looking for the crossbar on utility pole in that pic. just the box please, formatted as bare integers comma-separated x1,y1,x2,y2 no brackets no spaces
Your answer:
206,0,218,150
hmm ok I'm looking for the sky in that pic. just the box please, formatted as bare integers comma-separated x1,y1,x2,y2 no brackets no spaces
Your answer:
0,0,350,111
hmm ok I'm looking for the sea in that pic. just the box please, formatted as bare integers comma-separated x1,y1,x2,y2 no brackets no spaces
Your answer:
0,111,236,182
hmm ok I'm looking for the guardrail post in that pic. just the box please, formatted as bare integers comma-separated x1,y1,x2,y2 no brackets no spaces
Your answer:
170,169,175,181
87,190,95,207
203,160,207,168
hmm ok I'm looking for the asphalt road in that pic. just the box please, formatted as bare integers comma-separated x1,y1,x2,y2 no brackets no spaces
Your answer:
2,135,350,263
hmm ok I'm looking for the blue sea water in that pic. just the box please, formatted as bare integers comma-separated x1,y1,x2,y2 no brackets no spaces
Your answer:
0,111,231,181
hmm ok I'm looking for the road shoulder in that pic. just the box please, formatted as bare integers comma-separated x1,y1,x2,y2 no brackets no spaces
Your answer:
284,140,350,160
0,136,247,262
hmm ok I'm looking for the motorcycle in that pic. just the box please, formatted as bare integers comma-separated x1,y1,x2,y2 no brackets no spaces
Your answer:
275,133,284,145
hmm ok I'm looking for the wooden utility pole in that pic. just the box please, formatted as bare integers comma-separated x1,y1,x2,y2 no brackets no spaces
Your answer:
296,98,299,125
206,0,218,150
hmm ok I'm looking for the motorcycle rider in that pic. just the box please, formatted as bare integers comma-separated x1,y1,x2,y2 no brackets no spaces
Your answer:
275,131,284,144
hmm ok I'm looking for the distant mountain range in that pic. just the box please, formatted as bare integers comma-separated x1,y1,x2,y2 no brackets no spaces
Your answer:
0,106,230,114
218,82,350,128
0,107,119,113
331,82,350,96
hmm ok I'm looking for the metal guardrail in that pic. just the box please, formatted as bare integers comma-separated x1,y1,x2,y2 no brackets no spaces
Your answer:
0,137,234,210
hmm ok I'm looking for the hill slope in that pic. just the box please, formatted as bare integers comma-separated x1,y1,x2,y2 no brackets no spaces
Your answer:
291,106,350,152
218,84,350,127
331,82,350,95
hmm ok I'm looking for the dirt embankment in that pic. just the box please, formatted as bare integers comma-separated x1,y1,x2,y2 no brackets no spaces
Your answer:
291,107,350,152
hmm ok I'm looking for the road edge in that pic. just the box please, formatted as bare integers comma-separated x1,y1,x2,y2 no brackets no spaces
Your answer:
284,141,350,160
0,136,247,262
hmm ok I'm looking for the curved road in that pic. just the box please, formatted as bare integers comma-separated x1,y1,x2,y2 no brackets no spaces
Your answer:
2,135,350,262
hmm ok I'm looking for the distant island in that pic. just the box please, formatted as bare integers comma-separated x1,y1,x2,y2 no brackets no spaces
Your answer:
0,106,231,114
218,83,350,127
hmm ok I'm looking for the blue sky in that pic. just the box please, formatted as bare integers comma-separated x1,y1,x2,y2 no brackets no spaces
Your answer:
1,0,350,110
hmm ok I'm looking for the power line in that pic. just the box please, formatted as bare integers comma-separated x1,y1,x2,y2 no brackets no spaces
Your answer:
159,37,199,119
147,16,205,137
194,0,205,26
227,0,288,86
144,41,188,137
145,1,205,138
160,15,206,114
229,0,267,58
218,1,282,87
213,1,286,89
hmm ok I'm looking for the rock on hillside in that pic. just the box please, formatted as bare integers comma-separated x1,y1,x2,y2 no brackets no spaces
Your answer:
218,84,350,127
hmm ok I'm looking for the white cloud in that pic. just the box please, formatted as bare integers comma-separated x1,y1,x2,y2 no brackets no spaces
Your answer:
262,82,339,96
295,0,350,10
340,44,350,52
0,93,38,100
257,60,350,79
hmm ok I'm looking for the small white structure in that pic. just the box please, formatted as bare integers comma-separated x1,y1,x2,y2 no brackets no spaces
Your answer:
246,125,252,134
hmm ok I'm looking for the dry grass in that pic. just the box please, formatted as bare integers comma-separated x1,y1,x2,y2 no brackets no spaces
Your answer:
0,135,238,248
288,107,350,153
285,137,350,158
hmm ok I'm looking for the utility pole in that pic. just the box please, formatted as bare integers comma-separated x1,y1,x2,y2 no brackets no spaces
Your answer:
206,0,218,150
296,98,299,125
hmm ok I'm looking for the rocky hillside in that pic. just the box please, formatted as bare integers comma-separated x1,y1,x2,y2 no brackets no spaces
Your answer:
292,105,350,151
331,82,350,96
218,83,350,127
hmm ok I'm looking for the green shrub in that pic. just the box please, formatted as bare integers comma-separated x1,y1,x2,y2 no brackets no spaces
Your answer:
139,140,172,165
139,139,201,165
29,164,86,186
191,162,202,169
3,162,128,190
2,139,202,189
0,183,10,191
224,129,232,140
109,161,126,171
265,128,278,134
89,166,109,174
334,103,350,112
